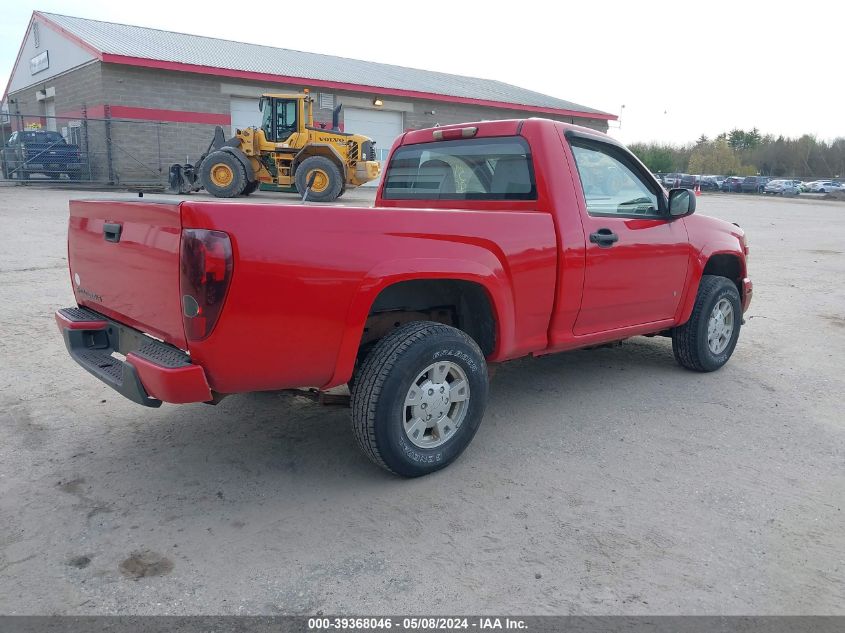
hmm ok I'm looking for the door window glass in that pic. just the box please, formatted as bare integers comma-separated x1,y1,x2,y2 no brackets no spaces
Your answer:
570,142,661,217
276,100,297,140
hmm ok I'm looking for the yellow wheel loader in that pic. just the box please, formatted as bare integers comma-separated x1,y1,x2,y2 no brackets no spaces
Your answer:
169,92,381,202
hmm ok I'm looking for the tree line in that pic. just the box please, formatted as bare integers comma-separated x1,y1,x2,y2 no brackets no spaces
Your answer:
629,129,845,179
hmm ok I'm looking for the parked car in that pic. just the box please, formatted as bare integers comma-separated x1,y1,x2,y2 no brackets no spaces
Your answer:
662,173,682,188
741,176,770,193
721,176,744,193
700,176,724,191
809,180,844,193
1,129,83,180
55,118,752,477
679,174,701,189
764,179,801,195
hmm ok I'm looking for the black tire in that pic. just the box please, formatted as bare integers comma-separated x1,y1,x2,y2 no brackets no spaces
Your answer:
295,156,343,203
200,151,246,198
242,180,260,196
672,275,742,372
351,321,489,477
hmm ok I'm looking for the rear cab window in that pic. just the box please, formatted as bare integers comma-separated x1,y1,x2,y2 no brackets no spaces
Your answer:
20,131,65,144
382,136,536,201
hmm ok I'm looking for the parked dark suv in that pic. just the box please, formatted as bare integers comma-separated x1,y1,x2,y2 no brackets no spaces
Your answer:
700,176,723,191
741,176,770,193
679,174,700,189
721,176,744,192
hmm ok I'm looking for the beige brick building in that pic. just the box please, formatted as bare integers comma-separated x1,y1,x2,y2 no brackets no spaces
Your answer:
2,11,615,184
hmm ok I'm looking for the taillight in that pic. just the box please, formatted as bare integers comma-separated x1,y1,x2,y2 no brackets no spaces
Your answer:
180,229,233,342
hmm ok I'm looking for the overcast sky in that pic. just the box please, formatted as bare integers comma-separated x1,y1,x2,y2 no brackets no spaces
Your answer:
2,0,842,145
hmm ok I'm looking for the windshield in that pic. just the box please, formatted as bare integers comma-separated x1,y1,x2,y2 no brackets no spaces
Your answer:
382,136,536,200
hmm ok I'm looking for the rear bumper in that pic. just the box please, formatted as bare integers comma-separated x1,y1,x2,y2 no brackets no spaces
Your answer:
56,307,212,407
742,277,753,313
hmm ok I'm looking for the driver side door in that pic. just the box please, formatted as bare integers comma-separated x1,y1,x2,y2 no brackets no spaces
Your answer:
569,138,691,336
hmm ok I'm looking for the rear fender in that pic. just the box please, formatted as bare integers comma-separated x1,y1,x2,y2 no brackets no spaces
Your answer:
323,258,514,389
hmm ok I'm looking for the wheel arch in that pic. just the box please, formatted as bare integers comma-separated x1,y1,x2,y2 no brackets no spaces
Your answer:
323,263,514,389
677,249,747,325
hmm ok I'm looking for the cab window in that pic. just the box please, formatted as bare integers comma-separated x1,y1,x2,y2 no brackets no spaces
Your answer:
570,140,662,218
382,136,536,201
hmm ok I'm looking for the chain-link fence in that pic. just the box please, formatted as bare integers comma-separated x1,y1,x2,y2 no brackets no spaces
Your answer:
1,110,215,187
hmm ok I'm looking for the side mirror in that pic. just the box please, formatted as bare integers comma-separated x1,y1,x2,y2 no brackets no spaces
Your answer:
668,188,696,217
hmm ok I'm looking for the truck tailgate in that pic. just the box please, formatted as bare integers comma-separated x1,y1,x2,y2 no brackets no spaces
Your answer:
68,199,186,349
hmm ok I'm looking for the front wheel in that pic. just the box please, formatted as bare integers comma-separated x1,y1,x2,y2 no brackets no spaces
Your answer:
672,275,742,372
200,151,246,198
351,322,489,477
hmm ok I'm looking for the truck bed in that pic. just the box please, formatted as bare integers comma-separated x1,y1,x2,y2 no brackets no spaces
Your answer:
66,197,558,395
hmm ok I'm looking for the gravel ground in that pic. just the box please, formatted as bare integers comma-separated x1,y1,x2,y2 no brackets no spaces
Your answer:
0,186,843,615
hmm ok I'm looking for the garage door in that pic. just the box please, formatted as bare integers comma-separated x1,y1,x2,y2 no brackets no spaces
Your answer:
230,97,262,135
343,108,403,186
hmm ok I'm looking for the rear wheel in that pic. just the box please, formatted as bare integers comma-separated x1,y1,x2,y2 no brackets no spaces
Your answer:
295,156,343,203
242,180,260,195
351,321,489,477
201,151,246,198
672,275,742,372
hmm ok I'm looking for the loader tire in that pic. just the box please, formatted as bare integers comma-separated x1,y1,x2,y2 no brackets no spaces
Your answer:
201,151,246,198
295,156,343,202
242,180,260,196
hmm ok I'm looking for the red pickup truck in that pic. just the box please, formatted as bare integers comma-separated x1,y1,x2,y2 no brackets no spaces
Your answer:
56,118,752,477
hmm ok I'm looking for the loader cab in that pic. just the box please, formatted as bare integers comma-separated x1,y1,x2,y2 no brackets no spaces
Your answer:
259,96,301,143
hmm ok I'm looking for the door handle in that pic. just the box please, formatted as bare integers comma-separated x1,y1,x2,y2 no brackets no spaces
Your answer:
589,228,618,247
103,222,122,243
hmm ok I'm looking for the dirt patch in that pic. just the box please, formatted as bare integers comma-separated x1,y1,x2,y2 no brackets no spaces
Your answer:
57,478,85,494
67,555,92,569
822,191,845,201
821,314,845,328
118,550,174,580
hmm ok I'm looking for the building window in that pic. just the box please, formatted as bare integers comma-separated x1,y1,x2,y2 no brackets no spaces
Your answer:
33,22,40,48
319,93,335,110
